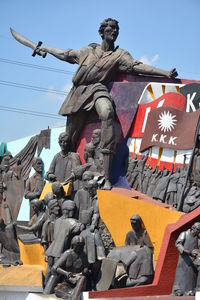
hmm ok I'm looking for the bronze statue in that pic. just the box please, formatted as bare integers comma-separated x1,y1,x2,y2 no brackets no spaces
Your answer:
125,215,153,251
74,171,99,228
11,158,23,180
80,210,105,289
83,143,98,173
142,165,153,194
126,154,138,186
24,157,45,218
172,222,200,296
44,200,83,286
91,129,104,174
165,167,181,208
41,199,60,253
97,214,154,291
146,167,162,197
48,236,88,299
0,203,22,266
45,132,81,184
11,19,178,190
51,181,67,207
152,168,171,202
182,185,200,213
17,198,46,243
0,151,13,169
136,153,149,192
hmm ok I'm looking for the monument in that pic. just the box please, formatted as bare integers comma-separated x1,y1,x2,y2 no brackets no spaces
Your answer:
0,17,198,300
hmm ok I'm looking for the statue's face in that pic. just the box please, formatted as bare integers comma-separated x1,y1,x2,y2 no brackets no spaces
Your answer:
92,131,101,146
52,205,60,216
191,224,200,236
73,242,84,253
103,21,118,43
82,173,93,190
33,159,43,173
130,218,141,231
59,136,69,152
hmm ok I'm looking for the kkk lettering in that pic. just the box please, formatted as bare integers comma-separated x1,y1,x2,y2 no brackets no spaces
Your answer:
140,106,200,152
151,133,177,145
180,83,200,112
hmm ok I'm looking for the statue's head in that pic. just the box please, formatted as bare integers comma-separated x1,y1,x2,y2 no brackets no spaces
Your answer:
98,18,119,42
31,198,44,213
71,235,85,253
82,171,94,190
92,129,101,146
130,214,144,231
87,179,98,196
48,199,60,216
61,200,75,218
58,132,70,153
52,181,64,197
84,142,95,162
32,157,43,174
191,222,200,236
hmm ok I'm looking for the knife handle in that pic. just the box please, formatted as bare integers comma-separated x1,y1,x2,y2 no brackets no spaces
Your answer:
32,41,47,58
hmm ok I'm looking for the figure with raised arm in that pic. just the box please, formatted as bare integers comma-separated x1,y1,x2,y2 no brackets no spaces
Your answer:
11,19,178,190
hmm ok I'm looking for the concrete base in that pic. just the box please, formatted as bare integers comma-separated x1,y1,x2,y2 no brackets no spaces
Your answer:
0,291,89,300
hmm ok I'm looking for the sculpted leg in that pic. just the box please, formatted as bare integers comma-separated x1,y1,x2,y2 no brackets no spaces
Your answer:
95,97,115,189
66,111,87,152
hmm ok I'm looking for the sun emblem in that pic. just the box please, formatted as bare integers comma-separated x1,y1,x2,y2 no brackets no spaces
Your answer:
158,110,177,133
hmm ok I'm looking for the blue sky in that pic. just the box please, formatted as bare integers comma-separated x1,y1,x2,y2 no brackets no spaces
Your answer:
1,0,200,142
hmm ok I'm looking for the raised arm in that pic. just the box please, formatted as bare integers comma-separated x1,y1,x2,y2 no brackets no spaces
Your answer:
118,51,178,79
133,64,178,79
36,45,80,64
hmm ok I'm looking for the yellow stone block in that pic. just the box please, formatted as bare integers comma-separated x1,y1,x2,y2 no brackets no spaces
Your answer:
0,265,43,291
18,240,47,273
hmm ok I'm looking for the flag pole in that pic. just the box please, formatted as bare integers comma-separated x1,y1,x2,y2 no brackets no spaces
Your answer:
177,116,200,211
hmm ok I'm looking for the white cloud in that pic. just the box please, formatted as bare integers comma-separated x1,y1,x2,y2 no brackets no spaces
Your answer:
46,82,72,102
139,54,159,65
62,82,72,93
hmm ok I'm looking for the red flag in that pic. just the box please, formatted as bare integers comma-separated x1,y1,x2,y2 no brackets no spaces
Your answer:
130,92,186,138
140,106,200,152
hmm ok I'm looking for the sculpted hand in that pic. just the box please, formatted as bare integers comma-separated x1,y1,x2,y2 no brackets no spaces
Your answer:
191,249,200,258
48,174,57,182
35,45,47,57
169,68,178,78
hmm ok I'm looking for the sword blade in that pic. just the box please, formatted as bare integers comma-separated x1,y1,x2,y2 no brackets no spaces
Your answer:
10,28,37,50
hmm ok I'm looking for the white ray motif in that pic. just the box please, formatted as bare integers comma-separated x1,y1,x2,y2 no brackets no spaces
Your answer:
158,111,177,133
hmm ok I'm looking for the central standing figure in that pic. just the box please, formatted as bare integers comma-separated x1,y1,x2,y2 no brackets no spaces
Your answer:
36,18,178,189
